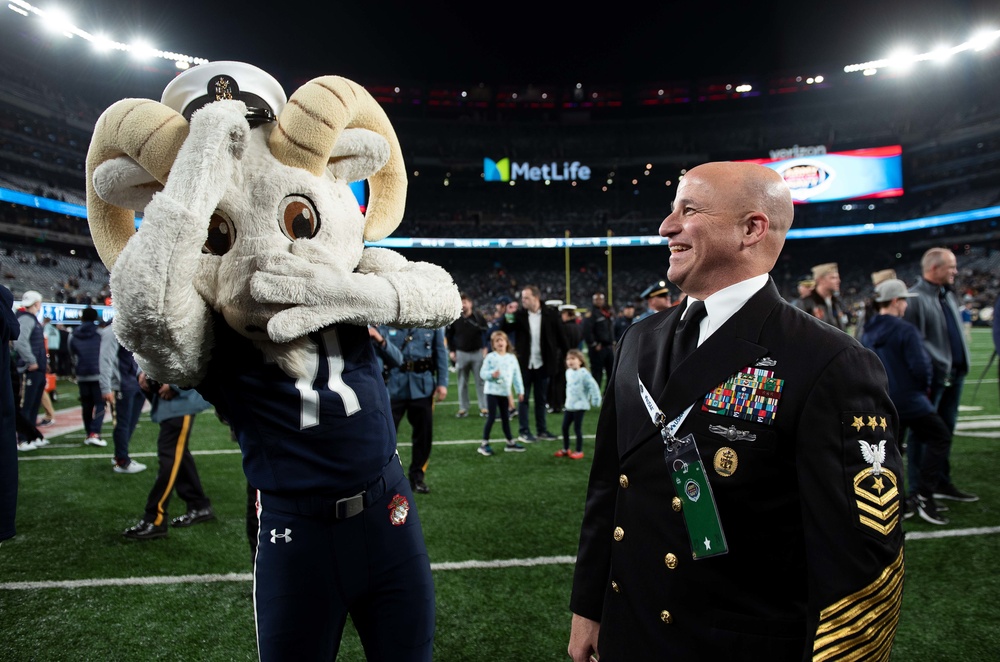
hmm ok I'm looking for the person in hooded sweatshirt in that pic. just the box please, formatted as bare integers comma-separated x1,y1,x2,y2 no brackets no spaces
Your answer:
68,307,107,447
860,279,950,525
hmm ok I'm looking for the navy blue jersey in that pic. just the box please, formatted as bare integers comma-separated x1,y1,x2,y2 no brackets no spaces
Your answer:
198,318,398,495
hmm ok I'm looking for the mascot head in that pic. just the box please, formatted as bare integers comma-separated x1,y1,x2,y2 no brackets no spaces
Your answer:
86,61,407,342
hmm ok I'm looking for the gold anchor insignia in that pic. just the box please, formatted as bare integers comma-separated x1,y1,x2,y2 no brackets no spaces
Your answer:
213,76,234,101
713,447,738,477
852,416,864,431
879,416,888,431
867,416,878,430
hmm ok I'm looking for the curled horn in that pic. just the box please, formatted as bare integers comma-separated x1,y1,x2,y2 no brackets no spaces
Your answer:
85,99,189,270
268,76,406,242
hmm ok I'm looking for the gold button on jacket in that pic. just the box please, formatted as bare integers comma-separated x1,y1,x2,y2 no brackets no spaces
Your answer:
613,526,624,542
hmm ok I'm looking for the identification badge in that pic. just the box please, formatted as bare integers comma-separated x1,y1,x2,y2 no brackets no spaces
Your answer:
639,376,728,560
664,434,728,559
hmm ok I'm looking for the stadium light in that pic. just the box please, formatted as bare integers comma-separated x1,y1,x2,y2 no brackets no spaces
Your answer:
5,0,209,66
927,45,954,62
40,8,74,37
970,29,999,51
845,28,1000,74
128,40,157,61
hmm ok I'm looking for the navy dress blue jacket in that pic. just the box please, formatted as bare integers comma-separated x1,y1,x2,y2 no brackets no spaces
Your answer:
1,285,20,541
861,313,935,418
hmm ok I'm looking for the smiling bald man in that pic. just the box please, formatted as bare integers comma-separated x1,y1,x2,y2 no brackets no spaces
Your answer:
568,162,904,662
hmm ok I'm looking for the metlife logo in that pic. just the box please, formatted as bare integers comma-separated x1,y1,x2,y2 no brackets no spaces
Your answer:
484,157,591,183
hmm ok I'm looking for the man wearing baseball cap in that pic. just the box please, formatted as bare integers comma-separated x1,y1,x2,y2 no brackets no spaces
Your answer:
860,279,949,524
12,291,48,451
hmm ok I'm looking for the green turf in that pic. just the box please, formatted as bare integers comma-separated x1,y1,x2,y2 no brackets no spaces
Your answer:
2,329,998,660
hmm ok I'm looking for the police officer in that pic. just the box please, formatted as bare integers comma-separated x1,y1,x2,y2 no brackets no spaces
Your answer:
378,325,449,494
633,279,674,323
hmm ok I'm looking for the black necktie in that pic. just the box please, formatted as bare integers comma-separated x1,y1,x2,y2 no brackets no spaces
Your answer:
670,300,707,374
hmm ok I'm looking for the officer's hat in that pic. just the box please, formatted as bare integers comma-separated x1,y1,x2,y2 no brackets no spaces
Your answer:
640,280,671,299
161,61,287,123
811,262,838,280
796,274,816,288
870,269,896,286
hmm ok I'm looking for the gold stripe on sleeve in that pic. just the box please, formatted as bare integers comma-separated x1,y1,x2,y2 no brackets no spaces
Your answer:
813,547,904,661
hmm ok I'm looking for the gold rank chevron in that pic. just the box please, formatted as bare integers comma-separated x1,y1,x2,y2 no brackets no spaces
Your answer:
852,468,900,536
813,547,904,661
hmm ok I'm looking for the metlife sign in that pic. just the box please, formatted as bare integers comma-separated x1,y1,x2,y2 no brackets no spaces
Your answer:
484,157,591,183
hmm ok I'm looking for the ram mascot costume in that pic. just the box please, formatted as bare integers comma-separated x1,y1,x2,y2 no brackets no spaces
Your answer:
85,61,460,660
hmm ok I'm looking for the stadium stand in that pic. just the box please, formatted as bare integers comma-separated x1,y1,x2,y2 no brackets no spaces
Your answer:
1,23,999,318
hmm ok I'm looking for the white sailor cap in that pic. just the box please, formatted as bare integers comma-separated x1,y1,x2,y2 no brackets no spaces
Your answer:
161,61,287,122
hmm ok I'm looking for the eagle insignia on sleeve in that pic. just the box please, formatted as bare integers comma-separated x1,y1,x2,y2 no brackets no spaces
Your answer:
845,415,900,537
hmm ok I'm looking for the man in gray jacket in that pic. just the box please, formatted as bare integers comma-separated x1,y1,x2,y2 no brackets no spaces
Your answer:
903,247,977,503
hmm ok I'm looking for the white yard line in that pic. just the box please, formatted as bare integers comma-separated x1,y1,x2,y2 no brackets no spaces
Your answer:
0,555,578,590
3,526,999,591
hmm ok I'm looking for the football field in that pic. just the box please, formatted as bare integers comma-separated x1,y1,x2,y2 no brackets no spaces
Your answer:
2,328,999,661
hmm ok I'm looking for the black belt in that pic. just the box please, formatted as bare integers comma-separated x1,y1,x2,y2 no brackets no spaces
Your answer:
397,358,434,373
259,458,404,520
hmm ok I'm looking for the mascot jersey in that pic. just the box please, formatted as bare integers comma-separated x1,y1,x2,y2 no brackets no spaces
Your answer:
198,317,397,494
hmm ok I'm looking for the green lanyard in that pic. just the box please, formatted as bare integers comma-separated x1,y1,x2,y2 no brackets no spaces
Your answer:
638,376,728,560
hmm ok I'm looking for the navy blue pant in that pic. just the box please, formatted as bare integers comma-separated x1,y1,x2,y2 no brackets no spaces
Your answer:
518,367,550,436
562,410,586,451
17,369,45,441
391,395,433,483
113,389,145,464
483,393,513,442
254,458,434,661
906,375,964,493
78,381,106,436
142,415,210,525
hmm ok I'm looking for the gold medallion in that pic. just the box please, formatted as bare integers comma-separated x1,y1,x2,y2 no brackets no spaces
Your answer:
713,447,738,477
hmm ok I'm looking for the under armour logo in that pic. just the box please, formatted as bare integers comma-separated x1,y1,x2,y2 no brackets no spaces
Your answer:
270,528,292,544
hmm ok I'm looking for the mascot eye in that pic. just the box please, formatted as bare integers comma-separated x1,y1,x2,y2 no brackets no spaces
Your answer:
203,210,236,255
279,195,320,240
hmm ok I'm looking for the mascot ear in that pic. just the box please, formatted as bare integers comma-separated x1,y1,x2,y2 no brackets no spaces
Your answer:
93,156,164,211
326,128,391,183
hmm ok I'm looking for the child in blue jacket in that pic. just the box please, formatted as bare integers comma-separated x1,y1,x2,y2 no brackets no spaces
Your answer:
478,331,525,456
556,349,602,459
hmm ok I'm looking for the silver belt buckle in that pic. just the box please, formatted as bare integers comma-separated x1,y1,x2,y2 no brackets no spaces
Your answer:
335,492,366,519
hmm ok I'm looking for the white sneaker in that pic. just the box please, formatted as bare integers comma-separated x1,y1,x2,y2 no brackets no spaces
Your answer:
114,460,147,474
32,437,50,448
85,435,108,448
17,440,37,451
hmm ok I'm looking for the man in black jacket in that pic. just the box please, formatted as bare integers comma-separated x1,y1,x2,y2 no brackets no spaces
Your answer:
569,162,903,662
583,292,615,390
502,285,568,442
446,293,489,418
